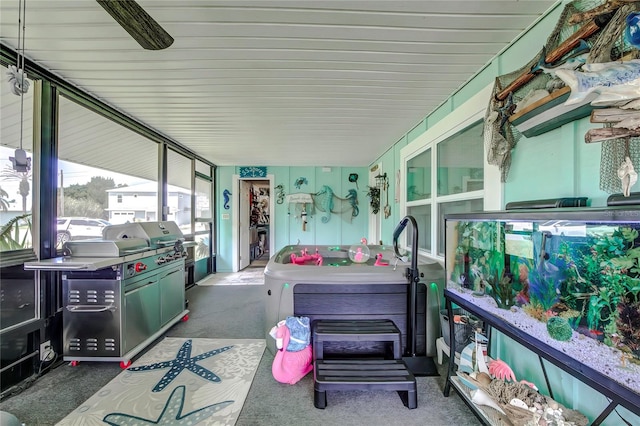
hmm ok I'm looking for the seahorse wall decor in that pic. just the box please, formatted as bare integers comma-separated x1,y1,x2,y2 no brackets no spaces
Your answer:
275,184,285,204
310,185,359,223
223,189,231,210
314,185,335,223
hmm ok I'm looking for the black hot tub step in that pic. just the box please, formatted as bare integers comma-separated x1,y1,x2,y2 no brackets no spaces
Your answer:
314,359,417,409
313,319,402,360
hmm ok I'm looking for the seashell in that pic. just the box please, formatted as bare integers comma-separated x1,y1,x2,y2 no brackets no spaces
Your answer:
470,389,506,414
469,371,478,379
476,372,492,386
549,401,559,410
509,398,529,410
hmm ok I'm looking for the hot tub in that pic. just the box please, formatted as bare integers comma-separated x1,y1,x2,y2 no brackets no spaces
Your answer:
264,244,444,356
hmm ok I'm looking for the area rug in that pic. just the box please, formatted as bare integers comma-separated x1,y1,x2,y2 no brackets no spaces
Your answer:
197,270,265,286
57,338,265,426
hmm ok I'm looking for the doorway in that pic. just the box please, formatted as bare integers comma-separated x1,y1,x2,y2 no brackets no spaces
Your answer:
232,175,275,272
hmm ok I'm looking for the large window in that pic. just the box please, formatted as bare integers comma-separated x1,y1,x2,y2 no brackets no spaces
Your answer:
1,65,35,255
56,95,159,248
400,85,495,261
0,64,37,332
167,149,193,236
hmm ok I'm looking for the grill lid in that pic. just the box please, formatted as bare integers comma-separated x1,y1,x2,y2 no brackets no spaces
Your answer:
102,221,184,249
63,238,149,258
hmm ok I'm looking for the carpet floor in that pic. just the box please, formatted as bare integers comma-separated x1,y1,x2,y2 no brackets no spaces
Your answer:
57,338,265,426
0,274,481,426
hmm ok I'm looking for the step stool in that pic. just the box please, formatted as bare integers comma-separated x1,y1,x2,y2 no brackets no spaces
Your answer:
312,319,417,409
313,319,402,360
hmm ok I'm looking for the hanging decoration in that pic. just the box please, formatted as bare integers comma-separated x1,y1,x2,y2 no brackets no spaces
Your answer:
366,186,380,214
294,177,308,189
239,166,267,178
7,0,31,173
275,184,285,204
223,189,231,210
312,186,358,223
286,193,314,231
348,173,359,189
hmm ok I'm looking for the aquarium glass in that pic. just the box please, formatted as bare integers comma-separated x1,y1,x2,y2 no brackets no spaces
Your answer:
437,198,483,257
445,211,640,365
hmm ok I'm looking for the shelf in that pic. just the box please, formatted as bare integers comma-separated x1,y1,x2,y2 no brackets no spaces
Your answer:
443,289,640,425
449,376,512,426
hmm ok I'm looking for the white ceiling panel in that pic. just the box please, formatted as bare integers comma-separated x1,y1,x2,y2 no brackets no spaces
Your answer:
0,0,558,166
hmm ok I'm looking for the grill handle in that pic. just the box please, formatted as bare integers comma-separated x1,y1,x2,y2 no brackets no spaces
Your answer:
120,247,150,255
66,304,117,313
155,239,180,247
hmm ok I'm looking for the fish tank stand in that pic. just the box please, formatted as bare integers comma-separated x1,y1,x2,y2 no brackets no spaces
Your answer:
443,290,639,425
441,207,640,425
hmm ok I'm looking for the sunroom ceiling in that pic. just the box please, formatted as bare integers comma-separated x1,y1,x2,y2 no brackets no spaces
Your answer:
0,0,558,168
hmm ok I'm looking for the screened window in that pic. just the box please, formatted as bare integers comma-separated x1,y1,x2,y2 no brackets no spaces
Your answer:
167,149,193,236
56,95,158,249
0,64,37,331
406,149,431,202
401,119,485,259
437,121,484,196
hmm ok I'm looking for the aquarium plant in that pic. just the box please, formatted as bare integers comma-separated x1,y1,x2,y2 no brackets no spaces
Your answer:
585,227,640,334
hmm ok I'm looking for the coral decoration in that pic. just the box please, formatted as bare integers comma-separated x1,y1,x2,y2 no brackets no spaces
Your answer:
488,359,517,382
546,316,573,341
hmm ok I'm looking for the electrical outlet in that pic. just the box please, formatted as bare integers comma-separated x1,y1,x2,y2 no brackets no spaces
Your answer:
39,340,51,361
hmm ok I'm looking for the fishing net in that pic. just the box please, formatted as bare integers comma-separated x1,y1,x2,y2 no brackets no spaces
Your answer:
484,0,638,183
311,185,359,223
600,136,640,193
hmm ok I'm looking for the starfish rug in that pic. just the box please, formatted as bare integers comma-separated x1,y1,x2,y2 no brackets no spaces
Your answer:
57,338,265,426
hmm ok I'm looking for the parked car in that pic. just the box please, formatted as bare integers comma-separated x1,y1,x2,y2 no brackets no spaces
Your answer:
56,217,108,246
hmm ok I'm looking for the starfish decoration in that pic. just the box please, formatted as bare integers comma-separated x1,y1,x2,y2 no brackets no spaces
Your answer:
103,385,233,425
127,340,233,392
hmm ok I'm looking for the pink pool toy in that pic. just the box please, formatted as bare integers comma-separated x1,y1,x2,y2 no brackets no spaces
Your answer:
374,253,389,266
290,248,323,265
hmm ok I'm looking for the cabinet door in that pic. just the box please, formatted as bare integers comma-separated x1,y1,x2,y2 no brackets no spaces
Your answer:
124,279,161,354
158,264,185,326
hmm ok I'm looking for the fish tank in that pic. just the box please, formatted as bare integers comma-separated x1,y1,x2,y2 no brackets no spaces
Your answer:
444,207,640,398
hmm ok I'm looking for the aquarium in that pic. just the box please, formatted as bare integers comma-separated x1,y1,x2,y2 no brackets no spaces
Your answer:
445,207,640,399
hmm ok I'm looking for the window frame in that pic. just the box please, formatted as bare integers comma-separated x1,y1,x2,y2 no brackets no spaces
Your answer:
399,84,502,263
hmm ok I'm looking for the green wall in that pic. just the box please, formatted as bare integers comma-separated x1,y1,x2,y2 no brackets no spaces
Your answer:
216,165,368,272
368,1,639,423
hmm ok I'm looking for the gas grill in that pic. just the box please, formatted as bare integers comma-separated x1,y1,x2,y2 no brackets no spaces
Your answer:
25,221,190,366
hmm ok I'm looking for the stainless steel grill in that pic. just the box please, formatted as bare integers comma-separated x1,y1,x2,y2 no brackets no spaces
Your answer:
25,221,190,366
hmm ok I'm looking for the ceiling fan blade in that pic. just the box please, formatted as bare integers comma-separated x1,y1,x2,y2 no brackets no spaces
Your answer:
96,0,173,50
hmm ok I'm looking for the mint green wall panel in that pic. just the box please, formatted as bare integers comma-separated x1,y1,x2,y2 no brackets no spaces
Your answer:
340,167,368,245
407,120,427,143
379,147,398,245
505,122,577,203
314,167,342,245
497,3,563,75
215,166,235,272
272,166,291,254
288,166,315,246
427,98,453,128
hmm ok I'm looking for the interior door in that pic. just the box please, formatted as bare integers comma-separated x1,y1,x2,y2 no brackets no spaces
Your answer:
239,180,251,270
